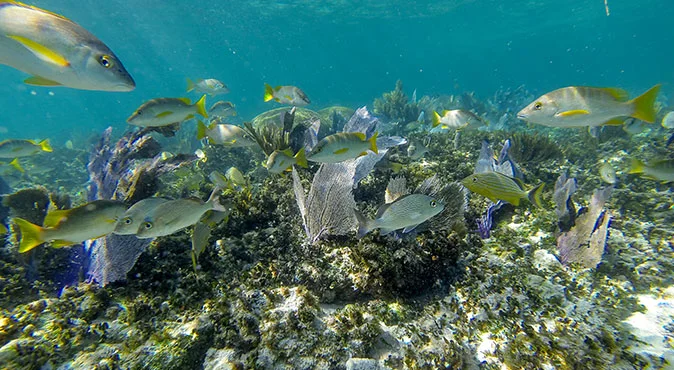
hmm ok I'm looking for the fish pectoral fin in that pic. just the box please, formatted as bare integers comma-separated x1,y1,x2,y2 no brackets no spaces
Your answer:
24,76,62,86
155,111,174,118
555,109,590,117
7,35,70,67
402,223,422,233
48,239,76,248
333,148,349,155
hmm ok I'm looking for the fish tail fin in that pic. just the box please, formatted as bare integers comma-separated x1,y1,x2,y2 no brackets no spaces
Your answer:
294,148,308,168
630,84,661,123
207,187,227,213
186,78,195,92
354,210,372,238
38,139,52,152
9,158,24,173
527,183,545,208
369,132,379,154
194,95,208,118
13,218,45,253
432,111,442,127
196,120,207,140
263,83,274,102
628,158,645,174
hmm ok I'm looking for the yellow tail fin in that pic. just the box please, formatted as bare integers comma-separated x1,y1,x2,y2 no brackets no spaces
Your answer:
432,111,442,128
527,183,545,208
38,139,52,152
368,132,379,154
263,83,274,102
186,78,195,92
194,95,208,118
630,84,661,123
196,120,208,140
294,148,308,168
13,218,45,253
628,158,645,174
9,158,23,173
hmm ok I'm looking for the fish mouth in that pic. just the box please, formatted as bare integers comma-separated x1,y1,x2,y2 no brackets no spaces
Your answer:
516,112,527,120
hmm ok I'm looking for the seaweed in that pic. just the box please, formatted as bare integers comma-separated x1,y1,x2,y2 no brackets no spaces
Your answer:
373,80,420,124
508,132,562,163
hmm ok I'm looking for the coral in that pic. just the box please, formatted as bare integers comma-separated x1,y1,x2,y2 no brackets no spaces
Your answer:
508,132,563,163
373,80,420,124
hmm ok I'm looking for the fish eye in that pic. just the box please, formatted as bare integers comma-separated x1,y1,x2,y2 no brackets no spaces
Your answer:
123,217,132,225
430,200,437,207
472,177,478,182
534,102,543,110
143,222,153,230
98,55,114,68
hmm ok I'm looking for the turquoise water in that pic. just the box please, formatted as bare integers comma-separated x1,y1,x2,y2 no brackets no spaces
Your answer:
0,0,671,142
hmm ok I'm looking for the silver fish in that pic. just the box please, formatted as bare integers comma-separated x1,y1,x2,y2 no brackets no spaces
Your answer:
354,194,444,237
113,197,171,235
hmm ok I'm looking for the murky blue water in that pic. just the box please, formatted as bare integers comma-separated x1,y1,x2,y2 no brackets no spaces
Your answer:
0,0,670,143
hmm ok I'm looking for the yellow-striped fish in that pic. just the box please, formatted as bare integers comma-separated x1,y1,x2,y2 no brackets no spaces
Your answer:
0,138,51,158
629,158,674,183
196,120,256,147
307,132,378,163
0,1,135,91
518,85,660,128
127,96,207,127
263,83,310,106
462,172,544,207
266,148,307,174
431,110,487,130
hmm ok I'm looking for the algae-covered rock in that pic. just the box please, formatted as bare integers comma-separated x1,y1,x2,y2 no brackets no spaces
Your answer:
251,107,321,131
317,106,355,134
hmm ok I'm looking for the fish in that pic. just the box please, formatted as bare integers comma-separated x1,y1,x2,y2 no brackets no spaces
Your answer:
191,221,210,271
13,200,127,253
307,132,378,163
517,85,661,128
209,167,247,191
134,188,228,239
599,162,617,184
186,78,229,96
622,118,649,135
354,194,445,238
0,139,51,158
208,101,237,118
461,172,544,207
407,137,430,160
431,110,487,130
127,96,207,127
266,148,308,174
113,197,171,235
196,120,256,147
0,158,24,172
662,111,674,129
0,1,134,91
629,158,674,183
263,83,310,106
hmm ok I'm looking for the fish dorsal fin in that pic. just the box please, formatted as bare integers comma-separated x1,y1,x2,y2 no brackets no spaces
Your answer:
24,76,62,86
43,209,71,228
600,87,629,102
5,1,73,22
511,176,526,190
7,35,70,67
556,109,590,117
353,132,366,140
154,111,173,118
178,98,191,105
282,148,294,157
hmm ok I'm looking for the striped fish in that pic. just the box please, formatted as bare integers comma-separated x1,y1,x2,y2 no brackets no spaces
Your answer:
354,194,444,238
462,171,544,207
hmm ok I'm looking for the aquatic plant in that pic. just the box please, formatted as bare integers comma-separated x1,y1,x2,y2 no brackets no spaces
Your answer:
508,132,562,163
244,107,314,156
373,80,420,124
557,186,613,268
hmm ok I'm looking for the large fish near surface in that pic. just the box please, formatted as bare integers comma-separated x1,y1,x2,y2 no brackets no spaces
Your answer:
0,1,135,91
517,85,660,128
12,200,127,253
354,194,444,238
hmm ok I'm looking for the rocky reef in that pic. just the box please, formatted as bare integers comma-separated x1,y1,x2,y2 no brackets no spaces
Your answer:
0,88,673,369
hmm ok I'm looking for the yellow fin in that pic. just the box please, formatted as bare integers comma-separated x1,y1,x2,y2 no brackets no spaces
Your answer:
333,147,349,155
263,83,274,102
13,218,45,253
194,95,208,118
186,78,195,92
7,35,70,67
294,148,308,168
600,87,629,101
196,120,208,140
24,76,61,86
43,209,71,228
49,239,75,248
8,158,23,173
38,139,52,152
557,109,590,117
629,84,660,123
0,223,7,235
155,111,173,118
628,159,645,174
431,111,442,127
353,132,366,140
369,132,379,154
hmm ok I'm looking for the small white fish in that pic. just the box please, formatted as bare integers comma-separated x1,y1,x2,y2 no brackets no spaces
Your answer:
209,101,237,117
196,120,256,147
0,1,135,91
127,96,207,127
407,137,430,160
266,148,307,174
307,132,378,163
263,83,310,106
431,110,487,130
662,111,674,129
354,194,445,237
187,78,229,96
622,118,649,135
599,162,616,184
